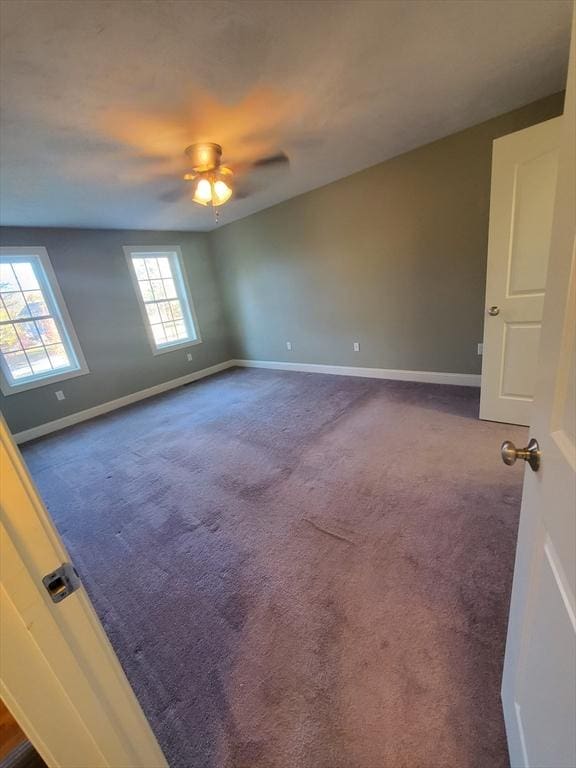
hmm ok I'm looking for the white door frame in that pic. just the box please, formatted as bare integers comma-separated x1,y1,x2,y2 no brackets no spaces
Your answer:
0,414,168,767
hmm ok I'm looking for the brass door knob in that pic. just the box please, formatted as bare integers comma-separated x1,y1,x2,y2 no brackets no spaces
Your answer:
501,438,541,472
488,306,500,316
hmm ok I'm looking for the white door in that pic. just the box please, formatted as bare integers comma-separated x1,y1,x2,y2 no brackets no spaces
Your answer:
501,15,576,768
480,115,562,426
0,415,168,767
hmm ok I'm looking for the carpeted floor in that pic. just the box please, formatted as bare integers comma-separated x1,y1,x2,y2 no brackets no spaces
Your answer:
22,368,527,768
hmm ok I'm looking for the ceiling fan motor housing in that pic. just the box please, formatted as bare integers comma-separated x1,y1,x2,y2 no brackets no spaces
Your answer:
185,142,222,172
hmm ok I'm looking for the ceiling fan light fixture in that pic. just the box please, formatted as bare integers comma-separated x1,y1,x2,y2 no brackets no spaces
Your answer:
213,178,233,205
192,177,213,205
191,169,234,208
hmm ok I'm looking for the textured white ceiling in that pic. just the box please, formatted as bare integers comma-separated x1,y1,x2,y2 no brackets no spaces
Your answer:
0,0,572,231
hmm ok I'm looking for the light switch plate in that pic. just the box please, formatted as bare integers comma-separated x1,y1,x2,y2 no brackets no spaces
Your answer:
55,390,65,401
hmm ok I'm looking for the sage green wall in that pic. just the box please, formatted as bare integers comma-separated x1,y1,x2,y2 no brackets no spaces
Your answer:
211,93,564,375
0,228,232,434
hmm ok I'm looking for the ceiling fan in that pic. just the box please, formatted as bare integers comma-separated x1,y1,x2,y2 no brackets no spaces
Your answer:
175,142,289,219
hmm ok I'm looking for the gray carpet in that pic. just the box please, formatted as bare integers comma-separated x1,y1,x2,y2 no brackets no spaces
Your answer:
22,368,527,768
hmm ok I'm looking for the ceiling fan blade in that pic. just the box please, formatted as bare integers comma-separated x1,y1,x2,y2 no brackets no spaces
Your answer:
252,151,289,168
159,186,189,203
229,151,290,177
234,180,264,200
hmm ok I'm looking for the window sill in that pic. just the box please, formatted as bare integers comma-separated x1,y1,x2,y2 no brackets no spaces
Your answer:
151,338,203,356
0,365,90,397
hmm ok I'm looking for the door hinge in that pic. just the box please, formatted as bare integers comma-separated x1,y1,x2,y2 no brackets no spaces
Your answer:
42,562,81,603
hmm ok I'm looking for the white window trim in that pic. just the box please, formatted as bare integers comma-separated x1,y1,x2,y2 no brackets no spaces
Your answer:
123,245,202,356
0,246,89,396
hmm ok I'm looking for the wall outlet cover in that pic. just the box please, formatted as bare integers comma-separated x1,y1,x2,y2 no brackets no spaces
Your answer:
186,352,193,361
55,390,65,401
477,343,484,356
353,342,360,352
286,341,292,351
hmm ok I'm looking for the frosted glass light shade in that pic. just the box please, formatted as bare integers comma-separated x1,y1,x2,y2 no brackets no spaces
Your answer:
213,179,233,205
193,178,212,205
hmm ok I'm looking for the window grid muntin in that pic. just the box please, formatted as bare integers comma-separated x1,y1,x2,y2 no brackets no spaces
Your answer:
0,257,78,384
132,254,195,349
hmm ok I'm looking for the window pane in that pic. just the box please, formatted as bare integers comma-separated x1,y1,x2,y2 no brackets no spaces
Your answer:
151,280,166,300
138,280,154,302
158,301,172,322
27,347,52,373
0,263,20,292
35,318,63,345
151,324,166,344
164,322,178,341
145,303,161,325
2,291,30,320
174,320,188,339
145,258,161,279
13,262,39,290
15,320,42,349
163,278,177,299
46,343,70,370
169,300,183,320
0,324,22,353
158,257,172,278
132,258,148,280
24,290,49,317
4,350,33,379
0,298,9,322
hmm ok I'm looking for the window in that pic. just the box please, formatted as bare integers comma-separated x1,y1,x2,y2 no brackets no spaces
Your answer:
0,247,88,395
124,246,201,354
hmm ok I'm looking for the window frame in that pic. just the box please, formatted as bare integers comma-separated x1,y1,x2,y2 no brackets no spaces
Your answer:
123,245,202,355
0,246,89,396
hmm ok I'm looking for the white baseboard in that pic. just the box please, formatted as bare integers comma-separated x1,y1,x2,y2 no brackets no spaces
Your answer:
233,359,481,387
12,360,235,444
12,357,480,444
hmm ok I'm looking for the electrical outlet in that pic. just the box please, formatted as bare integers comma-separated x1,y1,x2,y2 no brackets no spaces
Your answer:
286,341,292,351
186,352,193,361
477,343,484,356
353,342,360,352
55,390,65,401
